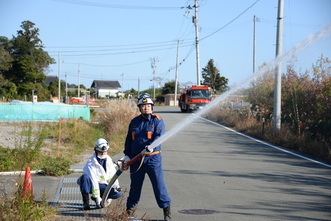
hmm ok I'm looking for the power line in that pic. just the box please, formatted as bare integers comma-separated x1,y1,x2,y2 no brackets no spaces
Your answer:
52,0,182,10
200,0,260,42
157,0,261,82
48,0,261,87
72,59,150,68
47,41,194,57
158,44,195,81
46,39,192,49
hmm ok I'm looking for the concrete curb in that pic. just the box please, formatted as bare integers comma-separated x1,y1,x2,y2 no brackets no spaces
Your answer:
0,168,83,176
0,170,43,176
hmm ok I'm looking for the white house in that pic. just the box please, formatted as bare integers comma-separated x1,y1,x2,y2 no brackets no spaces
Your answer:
91,80,121,98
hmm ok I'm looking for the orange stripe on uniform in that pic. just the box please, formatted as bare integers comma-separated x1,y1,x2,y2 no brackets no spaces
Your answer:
147,150,161,156
152,114,162,120
131,131,135,140
147,131,153,139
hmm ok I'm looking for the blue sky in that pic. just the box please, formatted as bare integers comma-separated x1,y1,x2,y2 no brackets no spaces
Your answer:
1,0,331,91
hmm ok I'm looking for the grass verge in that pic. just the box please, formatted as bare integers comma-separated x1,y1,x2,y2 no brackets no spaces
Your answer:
204,106,331,163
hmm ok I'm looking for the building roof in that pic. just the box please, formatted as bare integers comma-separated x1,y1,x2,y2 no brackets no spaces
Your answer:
44,76,58,85
91,80,121,89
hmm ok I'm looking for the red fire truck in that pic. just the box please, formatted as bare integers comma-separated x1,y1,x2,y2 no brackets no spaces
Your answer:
178,85,212,112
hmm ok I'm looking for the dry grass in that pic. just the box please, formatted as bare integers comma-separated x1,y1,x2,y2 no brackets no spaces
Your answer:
96,99,139,135
102,189,150,221
95,99,140,154
204,105,331,163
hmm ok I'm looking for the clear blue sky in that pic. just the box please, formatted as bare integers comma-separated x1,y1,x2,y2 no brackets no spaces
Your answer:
1,0,331,91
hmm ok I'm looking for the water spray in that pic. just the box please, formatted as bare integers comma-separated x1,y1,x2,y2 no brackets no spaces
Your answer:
149,24,331,150
100,25,331,206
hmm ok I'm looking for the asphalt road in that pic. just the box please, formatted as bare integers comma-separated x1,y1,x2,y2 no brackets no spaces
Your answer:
117,105,331,221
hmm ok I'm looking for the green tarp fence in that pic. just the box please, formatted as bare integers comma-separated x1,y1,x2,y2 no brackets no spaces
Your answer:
0,103,90,121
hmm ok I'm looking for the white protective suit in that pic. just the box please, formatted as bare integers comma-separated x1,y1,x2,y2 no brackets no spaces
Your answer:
83,154,119,198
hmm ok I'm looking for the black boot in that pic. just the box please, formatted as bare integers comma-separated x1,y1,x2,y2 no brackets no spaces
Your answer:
126,207,134,217
82,193,90,210
163,206,171,220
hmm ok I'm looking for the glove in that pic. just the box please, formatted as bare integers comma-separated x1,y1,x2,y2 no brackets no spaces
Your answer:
141,145,154,155
95,196,102,208
145,145,154,153
114,161,121,169
119,155,131,170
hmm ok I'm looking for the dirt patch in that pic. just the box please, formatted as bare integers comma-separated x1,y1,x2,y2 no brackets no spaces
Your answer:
0,122,26,149
0,122,59,152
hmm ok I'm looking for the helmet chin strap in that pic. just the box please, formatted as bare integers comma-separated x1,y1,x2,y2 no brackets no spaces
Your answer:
141,112,151,117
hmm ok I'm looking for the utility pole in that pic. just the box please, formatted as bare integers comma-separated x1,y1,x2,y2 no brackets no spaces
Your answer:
151,57,158,100
138,77,140,97
253,15,259,74
184,0,201,85
121,73,124,92
78,64,80,97
193,0,201,85
273,0,284,131
65,72,68,104
58,53,61,102
174,40,180,106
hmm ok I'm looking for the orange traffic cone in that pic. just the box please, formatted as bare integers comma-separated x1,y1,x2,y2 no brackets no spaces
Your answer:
22,167,33,198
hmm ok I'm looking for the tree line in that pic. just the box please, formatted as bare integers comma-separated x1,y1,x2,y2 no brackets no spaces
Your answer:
0,21,88,102
1,21,56,101
1,21,229,102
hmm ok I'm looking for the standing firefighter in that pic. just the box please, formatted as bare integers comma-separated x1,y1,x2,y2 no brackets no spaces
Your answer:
78,138,122,210
122,93,171,220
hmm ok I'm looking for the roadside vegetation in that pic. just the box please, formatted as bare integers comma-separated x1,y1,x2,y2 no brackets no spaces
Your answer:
94,99,140,155
0,179,57,221
205,56,331,163
0,99,139,175
0,119,103,176
0,99,139,220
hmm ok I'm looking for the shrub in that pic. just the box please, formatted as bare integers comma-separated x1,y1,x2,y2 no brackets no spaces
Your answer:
40,156,72,176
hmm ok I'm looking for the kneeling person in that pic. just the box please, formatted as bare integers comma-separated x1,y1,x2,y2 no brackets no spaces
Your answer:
78,138,122,210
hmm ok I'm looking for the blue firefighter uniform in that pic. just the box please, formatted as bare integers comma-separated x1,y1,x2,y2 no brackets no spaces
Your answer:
124,113,171,209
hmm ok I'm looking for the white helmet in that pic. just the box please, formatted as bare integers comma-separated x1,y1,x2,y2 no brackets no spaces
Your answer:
94,138,109,152
137,93,154,106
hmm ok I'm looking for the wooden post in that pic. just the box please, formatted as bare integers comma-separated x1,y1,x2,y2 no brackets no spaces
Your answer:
58,118,62,157
74,118,77,135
